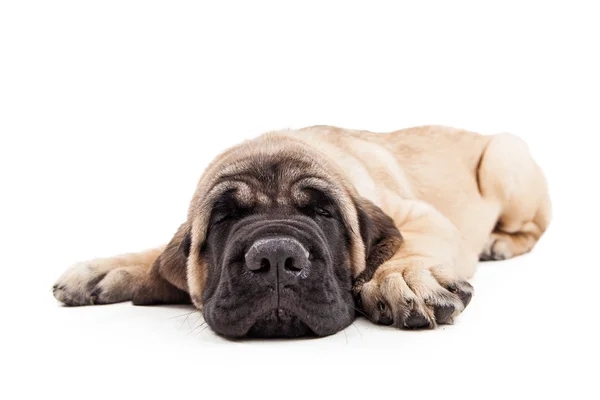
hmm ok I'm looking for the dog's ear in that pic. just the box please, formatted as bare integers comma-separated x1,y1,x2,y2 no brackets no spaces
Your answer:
132,223,192,305
353,198,403,290
180,229,192,258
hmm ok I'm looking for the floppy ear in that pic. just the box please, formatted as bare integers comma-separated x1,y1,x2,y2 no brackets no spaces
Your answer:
353,198,403,291
132,223,192,305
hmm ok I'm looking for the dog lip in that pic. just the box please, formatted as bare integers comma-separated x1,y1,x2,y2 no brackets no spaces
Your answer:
204,277,356,337
245,307,315,338
205,291,349,338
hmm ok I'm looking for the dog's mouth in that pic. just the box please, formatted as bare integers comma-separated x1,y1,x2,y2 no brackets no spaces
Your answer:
202,220,356,339
246,308,315,338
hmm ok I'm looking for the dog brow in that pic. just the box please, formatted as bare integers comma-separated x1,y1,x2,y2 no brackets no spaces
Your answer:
292,177,337,197
207,180,255,207
288,177,338,206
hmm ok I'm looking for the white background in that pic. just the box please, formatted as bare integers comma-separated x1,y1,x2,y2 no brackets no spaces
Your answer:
1,1,599,399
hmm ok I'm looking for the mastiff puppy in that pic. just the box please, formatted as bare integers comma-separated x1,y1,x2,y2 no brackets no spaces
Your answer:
53,125,551,338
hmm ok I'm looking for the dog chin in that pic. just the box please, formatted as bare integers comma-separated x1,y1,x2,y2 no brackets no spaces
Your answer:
246,308,314,338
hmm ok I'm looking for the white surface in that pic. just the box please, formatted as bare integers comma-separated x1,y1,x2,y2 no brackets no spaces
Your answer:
1,1,598,399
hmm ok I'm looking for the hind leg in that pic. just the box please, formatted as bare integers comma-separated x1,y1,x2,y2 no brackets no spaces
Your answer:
477,133,552,261
480,228,540,261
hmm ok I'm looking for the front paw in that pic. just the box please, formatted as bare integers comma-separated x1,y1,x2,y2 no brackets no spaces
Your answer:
52,262,136,306
355,266,473,329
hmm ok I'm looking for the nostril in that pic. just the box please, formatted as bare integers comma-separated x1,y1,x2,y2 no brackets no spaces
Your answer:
284,257,302,272
257,258,270,273
245,238,310,276
246,252,271,272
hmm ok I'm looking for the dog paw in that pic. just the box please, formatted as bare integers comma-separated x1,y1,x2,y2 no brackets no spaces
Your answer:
479,236,512,261
355,265,473,329
52,262,136,306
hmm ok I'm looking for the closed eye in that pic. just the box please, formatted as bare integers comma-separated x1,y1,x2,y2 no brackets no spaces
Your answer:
297,187,338,220
213,212,236,225
211,190,250,225
314,206,333,218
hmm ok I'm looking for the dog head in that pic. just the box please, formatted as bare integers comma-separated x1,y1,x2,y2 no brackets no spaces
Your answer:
180,133,401,338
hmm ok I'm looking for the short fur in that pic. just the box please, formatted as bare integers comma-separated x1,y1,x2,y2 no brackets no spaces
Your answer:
53,125,551,335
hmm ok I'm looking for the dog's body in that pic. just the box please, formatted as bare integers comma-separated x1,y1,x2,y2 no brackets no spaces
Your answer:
53,125,551,337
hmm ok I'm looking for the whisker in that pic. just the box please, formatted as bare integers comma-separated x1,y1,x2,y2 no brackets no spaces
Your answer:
354,307,384,330
342,328,348,345
168,310,197,320
187,321,207,336
353,307,375,323
196,324,210,336
179,311,197,331
351,322,363,340
191,313,205,328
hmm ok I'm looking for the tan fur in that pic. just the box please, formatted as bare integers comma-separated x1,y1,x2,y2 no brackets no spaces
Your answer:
53,247,164,305
294,125,550,268
53,125,551,328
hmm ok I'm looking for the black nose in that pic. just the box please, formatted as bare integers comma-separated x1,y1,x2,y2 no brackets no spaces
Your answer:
244,237,310,277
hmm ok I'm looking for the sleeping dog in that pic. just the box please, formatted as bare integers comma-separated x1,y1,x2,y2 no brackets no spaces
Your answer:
53,125,551,338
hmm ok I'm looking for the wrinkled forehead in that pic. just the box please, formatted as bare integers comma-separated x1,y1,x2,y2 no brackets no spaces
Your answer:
186,137,367,281
207,157,342,208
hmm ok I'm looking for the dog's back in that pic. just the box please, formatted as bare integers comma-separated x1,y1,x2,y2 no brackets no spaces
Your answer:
292,125,551,276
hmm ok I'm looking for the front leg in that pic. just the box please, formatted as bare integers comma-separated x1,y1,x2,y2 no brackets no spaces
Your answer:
356,198,475,328
53,223,193,306
52,248,164,305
